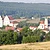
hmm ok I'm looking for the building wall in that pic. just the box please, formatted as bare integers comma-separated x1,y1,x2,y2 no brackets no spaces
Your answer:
38,24,44,29
4,15,10,26
44,18,48,28
0,16,3,27
13,23,18,28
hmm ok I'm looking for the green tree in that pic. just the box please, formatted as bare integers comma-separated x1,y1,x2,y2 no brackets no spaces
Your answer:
45,32,50,41
13,32,18,44
5,30,14,44
22,35,40,43
17,21,27,28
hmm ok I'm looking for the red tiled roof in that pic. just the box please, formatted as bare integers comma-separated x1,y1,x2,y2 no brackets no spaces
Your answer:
5,26,14,31
29,26,37,30
29,26,34,29
40,21,44,24
17,28,23,32
8,16,14,20
12,21,19,24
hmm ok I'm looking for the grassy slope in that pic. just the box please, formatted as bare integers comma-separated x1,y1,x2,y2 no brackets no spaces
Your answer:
0,41,50,50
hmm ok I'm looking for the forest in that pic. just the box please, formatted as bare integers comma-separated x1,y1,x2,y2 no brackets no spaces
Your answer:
0,2,50,18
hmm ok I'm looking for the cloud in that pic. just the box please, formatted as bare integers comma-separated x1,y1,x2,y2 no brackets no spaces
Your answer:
0,0,50,3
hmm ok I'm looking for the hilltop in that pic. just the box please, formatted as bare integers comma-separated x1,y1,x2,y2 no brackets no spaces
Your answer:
0,2,50,18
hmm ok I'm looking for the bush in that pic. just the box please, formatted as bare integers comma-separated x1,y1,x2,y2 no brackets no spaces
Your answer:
13,32,18,44
22,35,40,43
0,30,18,45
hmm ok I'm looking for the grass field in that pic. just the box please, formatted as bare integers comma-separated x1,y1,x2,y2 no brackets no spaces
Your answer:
0,41,50,50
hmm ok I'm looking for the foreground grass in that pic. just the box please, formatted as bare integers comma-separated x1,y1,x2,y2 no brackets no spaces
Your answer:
0,41,50,50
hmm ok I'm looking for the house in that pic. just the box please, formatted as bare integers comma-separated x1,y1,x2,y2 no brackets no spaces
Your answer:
38,17,49,30
9,22,13,27
44,17,48,29
0,16,3,27
38,21,44,29
17,28,23,32
4,15,10,26
5,26,14,31
12,21,19,28
3,15,15,27
8,15,14,20
29,26,37,31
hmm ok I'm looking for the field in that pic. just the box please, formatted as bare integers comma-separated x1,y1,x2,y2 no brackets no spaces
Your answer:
0,41,50,50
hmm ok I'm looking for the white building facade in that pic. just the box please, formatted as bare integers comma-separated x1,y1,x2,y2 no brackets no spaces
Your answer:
38,17,48,29
4,15,10,26
0,16,3,27
44,17,48,29
38,24,44,29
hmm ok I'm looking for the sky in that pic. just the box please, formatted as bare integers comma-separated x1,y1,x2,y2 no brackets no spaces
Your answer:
1,0,50,3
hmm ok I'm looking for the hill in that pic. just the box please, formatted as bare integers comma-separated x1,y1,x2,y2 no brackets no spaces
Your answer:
0,41,50,50
0,2,50,18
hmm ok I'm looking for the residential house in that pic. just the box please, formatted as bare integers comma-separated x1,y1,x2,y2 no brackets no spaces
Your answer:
12,21,19,28
4,15,10,26
5,26,14,31
38,21,44,29
38,17,49,30
17,28,23,32
0,16,3,27
29,26,37,31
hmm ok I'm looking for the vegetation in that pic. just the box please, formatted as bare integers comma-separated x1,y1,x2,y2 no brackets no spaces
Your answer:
0,2,50,18
0,26,50,45
17,21,39,28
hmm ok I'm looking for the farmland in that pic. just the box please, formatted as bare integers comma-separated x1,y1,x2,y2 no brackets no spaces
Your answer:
0,41,50,50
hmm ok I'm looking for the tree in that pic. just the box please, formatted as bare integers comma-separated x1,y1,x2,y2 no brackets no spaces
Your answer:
13,32,18,44
45,32,50,41
17,33,23,44
21,26,31,36
5,30,14,44
17,21,27,28
22,35,40,43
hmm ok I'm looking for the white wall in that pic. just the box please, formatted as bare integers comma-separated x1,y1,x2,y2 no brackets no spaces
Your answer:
0,16,3,27
38,24,44,29
4,15,10,26
44,18,48,28
13,23,18,28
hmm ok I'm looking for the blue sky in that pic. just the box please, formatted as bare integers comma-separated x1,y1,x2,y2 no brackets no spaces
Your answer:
1,0,50,3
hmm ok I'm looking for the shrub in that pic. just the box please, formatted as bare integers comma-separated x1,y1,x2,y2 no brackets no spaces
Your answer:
13,32,18,44
22,35,40,43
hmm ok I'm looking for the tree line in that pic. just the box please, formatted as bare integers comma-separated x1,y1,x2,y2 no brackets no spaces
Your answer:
0,2,50,18
0,27,50,45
